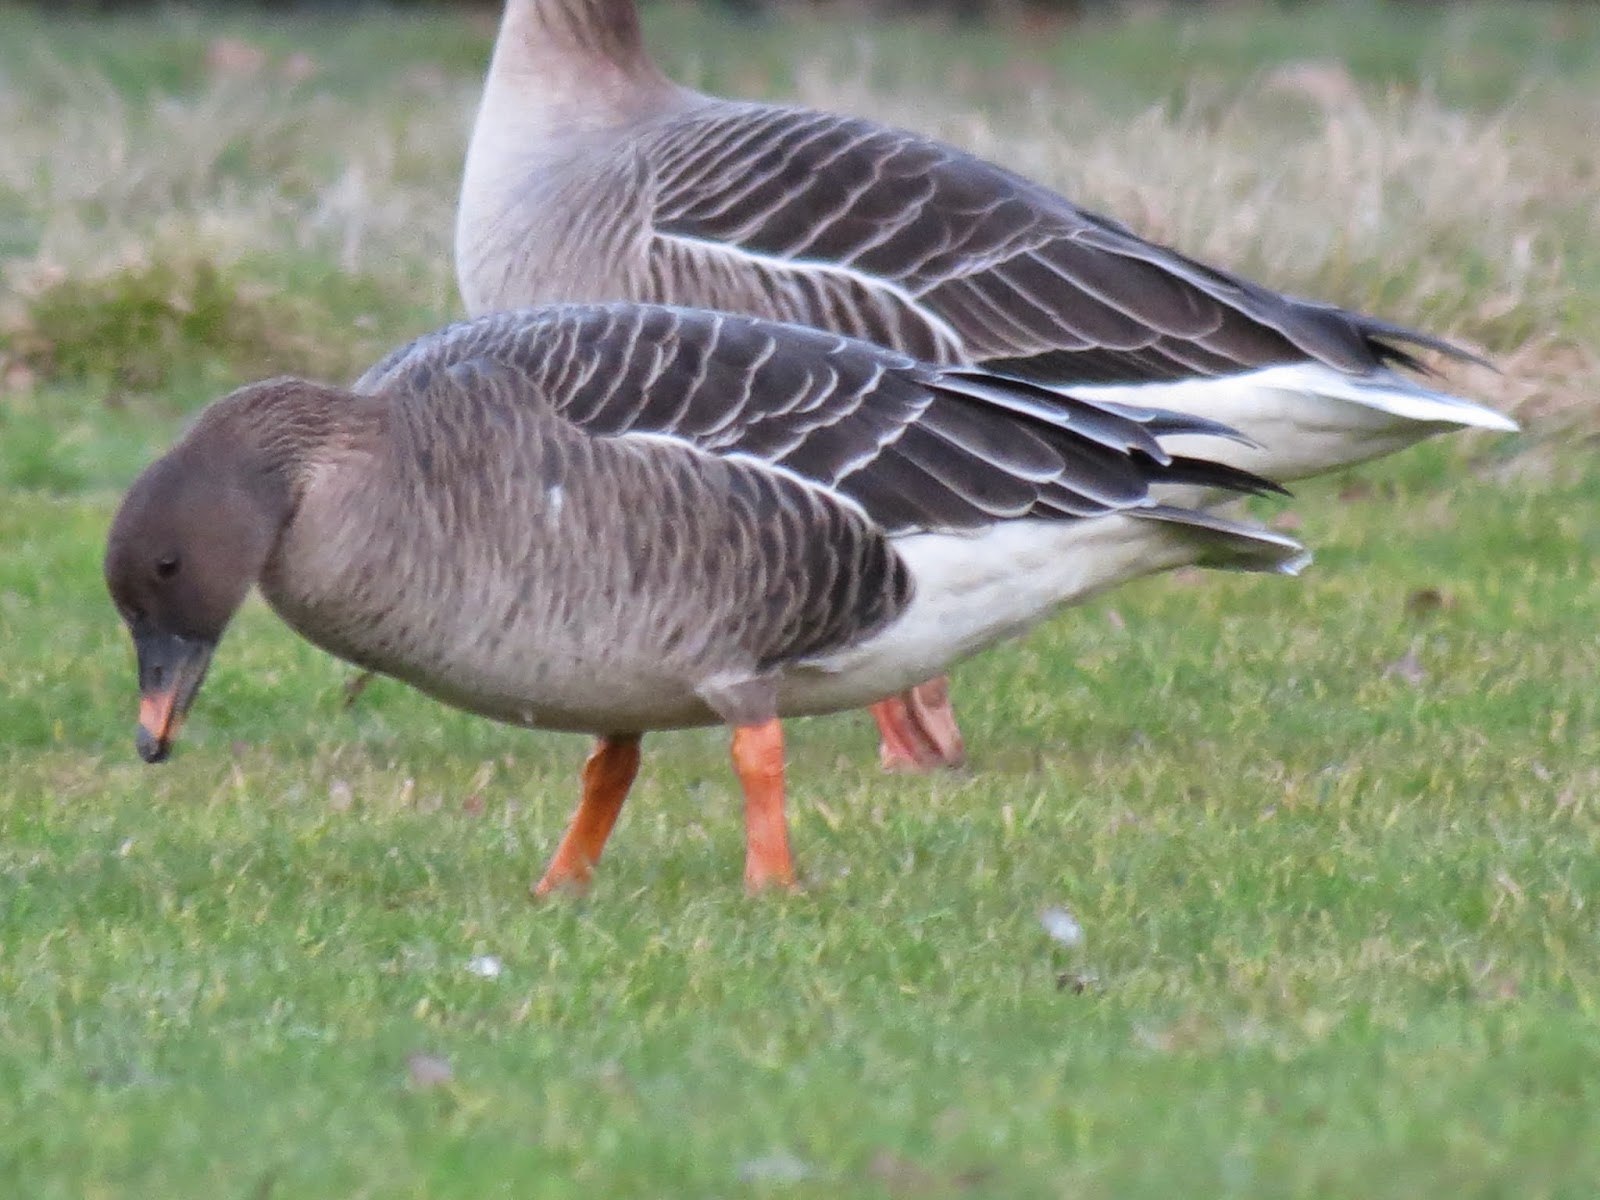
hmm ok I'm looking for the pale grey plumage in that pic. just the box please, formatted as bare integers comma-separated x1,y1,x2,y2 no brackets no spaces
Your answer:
460,0,1504,772
457,0,1516,479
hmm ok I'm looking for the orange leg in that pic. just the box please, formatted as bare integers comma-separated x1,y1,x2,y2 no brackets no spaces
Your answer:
733,719,797,893
532,734,642,897
870,675,967,773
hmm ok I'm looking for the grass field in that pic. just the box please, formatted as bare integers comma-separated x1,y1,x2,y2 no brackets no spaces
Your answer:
2,2,1598,1196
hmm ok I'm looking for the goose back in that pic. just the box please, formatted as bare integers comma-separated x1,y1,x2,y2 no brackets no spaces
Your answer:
457,0,1514,494
458,47,1467,383
356,304,1283,537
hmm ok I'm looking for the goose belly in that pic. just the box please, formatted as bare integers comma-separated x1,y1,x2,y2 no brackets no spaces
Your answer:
363,520,1176,731
399,653,723,735
774,516,1199,716
264,571,730,734
295,607,726,734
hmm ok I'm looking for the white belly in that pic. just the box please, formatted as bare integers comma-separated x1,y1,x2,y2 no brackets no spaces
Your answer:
774,512,1295,717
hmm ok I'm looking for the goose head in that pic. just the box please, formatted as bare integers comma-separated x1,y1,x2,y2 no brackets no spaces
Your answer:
104,380,324,762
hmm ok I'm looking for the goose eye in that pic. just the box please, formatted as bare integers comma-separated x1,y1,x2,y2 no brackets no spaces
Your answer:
155,556,180,580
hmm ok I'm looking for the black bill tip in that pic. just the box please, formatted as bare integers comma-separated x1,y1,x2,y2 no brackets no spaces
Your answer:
136,723,171,764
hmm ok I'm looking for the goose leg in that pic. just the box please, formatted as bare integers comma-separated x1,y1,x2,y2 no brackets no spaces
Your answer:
870,675,967,772
905,677,967,768
733,719,797,892
870,696,938,770
532,733,642,897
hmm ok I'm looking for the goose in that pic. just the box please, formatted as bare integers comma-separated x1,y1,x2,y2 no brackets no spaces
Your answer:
454,0,1517,771
105,303,1305,894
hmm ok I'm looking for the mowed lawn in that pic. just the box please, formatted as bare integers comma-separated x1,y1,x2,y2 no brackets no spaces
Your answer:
2,4,1599,1197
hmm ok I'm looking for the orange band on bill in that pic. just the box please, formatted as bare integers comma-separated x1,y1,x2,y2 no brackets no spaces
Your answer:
138,687,182,747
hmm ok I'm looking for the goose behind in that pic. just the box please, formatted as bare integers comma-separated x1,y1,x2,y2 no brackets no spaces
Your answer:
456,0,1516,769
106,305,1304,893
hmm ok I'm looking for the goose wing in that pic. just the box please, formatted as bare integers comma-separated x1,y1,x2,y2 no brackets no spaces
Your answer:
355,302,1282,538
639,102,1474,385
412,354,918,679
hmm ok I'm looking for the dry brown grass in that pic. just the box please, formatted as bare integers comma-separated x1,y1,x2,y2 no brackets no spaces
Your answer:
0,43,473,391
0,54,466,295
0,12,1592,425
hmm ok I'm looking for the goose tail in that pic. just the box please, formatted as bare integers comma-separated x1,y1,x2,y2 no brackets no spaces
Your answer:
1067,362,1517,490
1134,505,1312,577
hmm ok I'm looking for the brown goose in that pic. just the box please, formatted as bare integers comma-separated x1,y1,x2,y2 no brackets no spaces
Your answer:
106,304,1304,894
455,0,1516,770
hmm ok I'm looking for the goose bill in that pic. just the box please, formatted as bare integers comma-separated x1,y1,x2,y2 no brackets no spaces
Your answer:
133,631,214,763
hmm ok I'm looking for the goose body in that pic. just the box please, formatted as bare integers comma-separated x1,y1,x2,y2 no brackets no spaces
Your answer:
342,306,1303,729
458,1,1516,464
454,0,1515,766
107,304,1302,890
264,380,903,734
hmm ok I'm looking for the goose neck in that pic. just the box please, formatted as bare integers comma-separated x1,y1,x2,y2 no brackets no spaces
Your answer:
198,380,373,518
493,0,668,107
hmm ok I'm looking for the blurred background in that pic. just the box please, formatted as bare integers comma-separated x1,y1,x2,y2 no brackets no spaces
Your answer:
13,0,1599,18
3,7,1598,1194
0,0,1593,488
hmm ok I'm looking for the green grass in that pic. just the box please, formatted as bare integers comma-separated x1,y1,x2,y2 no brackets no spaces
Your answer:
3,3,1599,1197
8,440,1600,1199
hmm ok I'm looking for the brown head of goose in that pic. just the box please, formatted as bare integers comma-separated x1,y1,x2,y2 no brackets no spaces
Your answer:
106,303,1304,894
456,0,1516,769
